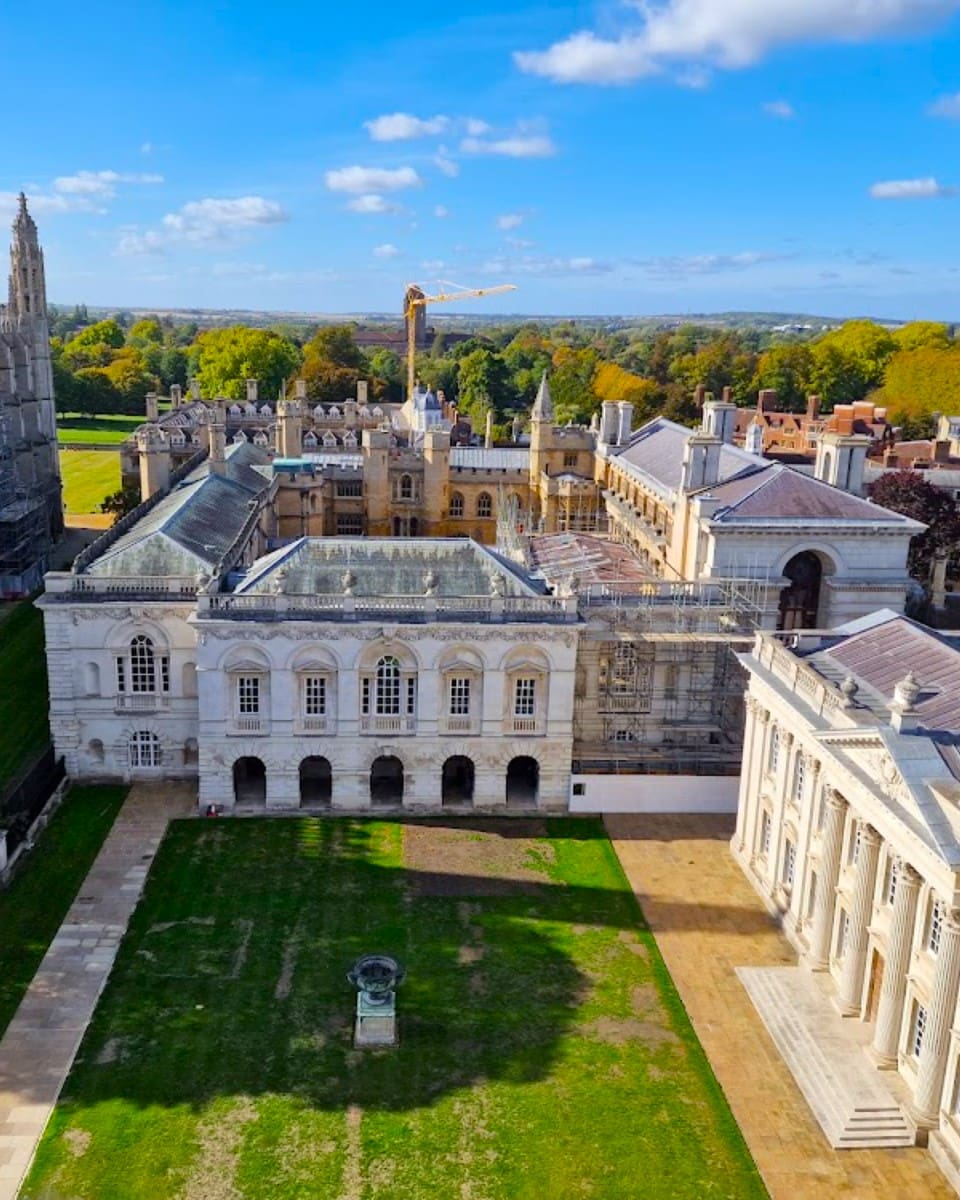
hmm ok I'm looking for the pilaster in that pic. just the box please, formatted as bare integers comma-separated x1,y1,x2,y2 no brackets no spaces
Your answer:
809,790,846,969
836,822,881,1013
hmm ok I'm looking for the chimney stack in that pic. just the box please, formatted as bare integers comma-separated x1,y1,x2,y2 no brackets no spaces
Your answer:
190,379,201,401
357,379,368,406
702,396,737,444
246,379,259,405
145,391,159,423
599,401,619,446
681,432,722,491
616,402,634,445
169,383,182,409
814,431,870,496
208,411,227,475
806,394,820,421
137,425,170,501
757,388,778,412
485,409,493,449
693,384,706,409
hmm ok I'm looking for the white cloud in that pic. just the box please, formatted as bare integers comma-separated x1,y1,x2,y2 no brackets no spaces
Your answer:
373,243,402,259
515,0,959,85
869,176,956,198
0,190,104,216
54,169,163,197
928,91,960,118
497,212,524,230
364,112,449,140
325,165,422,194
346,193,399,214
434,205,449,218
480,253,612,277
638,251,784,276
465,117,492,136
461,135,556,158
433,148,460,177
763,99,796,118
115,195,287,256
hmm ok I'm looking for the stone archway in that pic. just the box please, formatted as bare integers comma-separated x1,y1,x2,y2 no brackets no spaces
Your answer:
506,756,539,808
778,551,824,630
299,756,332,808
442,756,475,807
370,755,404,807
233,756,266,805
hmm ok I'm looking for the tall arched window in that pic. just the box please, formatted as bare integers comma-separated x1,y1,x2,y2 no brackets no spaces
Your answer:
477,492,492,518
768,725,781,774
116,635,169,696
361,655,416,719
399,474,414,500
129,730,161,768
793,753,806,804
450,491,464,518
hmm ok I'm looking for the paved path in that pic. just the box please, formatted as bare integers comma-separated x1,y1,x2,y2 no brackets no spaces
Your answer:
0,783,194,1200
606,813,954,1200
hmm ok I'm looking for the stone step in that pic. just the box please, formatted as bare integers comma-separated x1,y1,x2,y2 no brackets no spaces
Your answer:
737,965,915,1150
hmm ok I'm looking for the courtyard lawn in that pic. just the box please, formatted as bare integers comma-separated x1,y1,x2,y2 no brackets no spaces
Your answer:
57,414,143,445
0,786,126,1037
0,600,49,788
25,817,766,1200
60,448,121,515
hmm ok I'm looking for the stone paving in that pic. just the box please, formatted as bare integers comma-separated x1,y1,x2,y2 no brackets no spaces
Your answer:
605,812,955,1200
0,783,194,1200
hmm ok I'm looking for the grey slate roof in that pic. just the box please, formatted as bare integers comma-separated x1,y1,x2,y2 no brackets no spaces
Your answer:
613,417,759,493
86,441,272,578
450,448,529,470
708,464,921,526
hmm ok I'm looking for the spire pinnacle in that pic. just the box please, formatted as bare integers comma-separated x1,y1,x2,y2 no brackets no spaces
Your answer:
531,370,554,423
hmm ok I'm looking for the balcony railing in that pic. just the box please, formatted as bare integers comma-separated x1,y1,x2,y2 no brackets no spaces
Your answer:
231,715,267,734
198,591,578,622
114,694,172,713
440,715,478,735
360,715,417,734
297,716,331,733
510,716,542,735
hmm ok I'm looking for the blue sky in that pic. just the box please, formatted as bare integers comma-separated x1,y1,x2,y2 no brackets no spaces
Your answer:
4,0,960,318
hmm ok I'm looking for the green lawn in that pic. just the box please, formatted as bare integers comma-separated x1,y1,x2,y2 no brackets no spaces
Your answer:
0,600,50,788
0,786,126,1037
60,448,121,514
26,818,765,1200
58,414,143,445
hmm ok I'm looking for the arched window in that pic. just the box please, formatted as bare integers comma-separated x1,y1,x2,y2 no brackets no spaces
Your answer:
477,492,492,518
116,635,169,696
768,725,781,774
793,753,806,804
361,654,416,724
400,474,414,500
450,492,464,518
129,730,161,768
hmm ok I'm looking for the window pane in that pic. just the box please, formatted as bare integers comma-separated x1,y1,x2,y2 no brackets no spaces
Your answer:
238,676,260,715
449,677,471,715
514,677,536,716
305,676,326,715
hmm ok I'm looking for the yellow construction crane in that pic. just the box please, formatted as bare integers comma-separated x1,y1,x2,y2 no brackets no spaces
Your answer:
404,280,517,400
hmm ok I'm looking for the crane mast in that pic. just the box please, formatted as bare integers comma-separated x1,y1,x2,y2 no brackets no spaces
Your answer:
403,281,516,400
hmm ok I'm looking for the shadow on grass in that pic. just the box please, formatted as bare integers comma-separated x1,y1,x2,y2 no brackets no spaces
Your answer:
50,816,704,1116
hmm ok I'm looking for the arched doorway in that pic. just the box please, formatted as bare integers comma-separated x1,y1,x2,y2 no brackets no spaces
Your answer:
299,756,332,808
371,756,404,806
778,551,824,630
442,756,475,807
506,756,539,808
233,756,266,805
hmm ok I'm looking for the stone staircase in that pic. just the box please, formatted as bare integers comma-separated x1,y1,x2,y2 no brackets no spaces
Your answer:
737,966,916,1149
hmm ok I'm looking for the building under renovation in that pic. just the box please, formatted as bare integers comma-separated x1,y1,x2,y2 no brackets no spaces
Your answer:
0,196,62,596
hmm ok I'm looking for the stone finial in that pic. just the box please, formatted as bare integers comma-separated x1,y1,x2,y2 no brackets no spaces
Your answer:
893,671,921,712
489,572,505,597
839,675,859,707
342,569,357,595
423,569,438,596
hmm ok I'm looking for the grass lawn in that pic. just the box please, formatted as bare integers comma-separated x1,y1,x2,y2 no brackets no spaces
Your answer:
0,786,126,1038
0,600,50,788
58,414,143,445
26,817,765,1200
60,448,121,515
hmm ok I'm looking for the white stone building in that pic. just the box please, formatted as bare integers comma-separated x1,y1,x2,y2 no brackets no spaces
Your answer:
733,610,960,1183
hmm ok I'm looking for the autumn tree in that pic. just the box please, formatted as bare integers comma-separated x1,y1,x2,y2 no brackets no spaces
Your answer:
874,346,960,430
192,327,301,401
867,471,960,579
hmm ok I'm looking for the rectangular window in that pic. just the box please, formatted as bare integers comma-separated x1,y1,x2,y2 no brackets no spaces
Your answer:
238,676,260,716
910,1001,928,1059
885,858,899,907
760,810,772,856
336,513,364,535
793,755,805,804
837,911,850,959
449,677,471,716
563,452,577,468
783,839,796,888
116,657,126,693
514,677,536,717
160,656,170,694
849,821,861,867
336,480,363,498
361,677,371,716
405,676,416,716
304,676,326,716
927,898,945,956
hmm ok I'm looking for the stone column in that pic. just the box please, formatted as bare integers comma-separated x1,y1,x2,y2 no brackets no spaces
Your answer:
809,791,847,969
746,708,771,867
836,823,881,1013
914,911,960,1124
872,862,921,1065
734,697,760,853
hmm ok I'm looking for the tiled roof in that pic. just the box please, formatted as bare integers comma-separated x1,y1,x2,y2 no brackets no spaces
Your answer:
709,464,920,525
802,613,960,734
450,448,529,471
614,418,760,493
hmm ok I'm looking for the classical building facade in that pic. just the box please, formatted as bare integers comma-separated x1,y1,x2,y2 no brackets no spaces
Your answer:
733,612,960,1185
0,196,62,595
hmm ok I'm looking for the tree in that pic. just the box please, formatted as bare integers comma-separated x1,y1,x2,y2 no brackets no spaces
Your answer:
751,343,814,411
894,321,952,352
192,327,302,401
303,325,366,370
128,318,164,346
808,343,868,409
67,319,125,352
874,346,960,429
456,349,515,423
867,471,960,580
100,486,142,519
550,347,598,425
815,320,896,389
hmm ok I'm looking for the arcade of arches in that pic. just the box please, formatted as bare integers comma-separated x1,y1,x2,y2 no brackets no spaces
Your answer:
230,753,540,808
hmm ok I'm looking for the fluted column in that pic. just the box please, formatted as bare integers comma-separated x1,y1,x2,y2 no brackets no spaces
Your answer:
809,791,846,969
836,823,881,1013
914,911,960,1123
872,862,921,1064
734,697,760,853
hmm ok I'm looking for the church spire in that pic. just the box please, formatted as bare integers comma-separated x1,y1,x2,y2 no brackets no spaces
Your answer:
531,371,554,423
8,193,47,322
